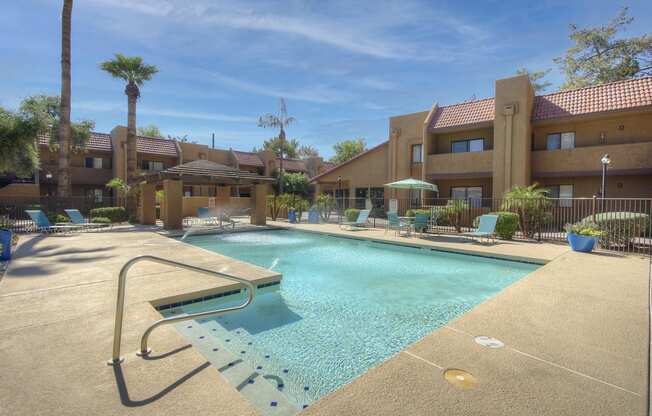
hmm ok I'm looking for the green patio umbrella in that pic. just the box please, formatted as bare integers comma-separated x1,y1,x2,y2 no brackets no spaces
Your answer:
384,178,439,209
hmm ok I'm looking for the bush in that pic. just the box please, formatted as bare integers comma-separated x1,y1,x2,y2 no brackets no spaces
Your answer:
48,213,70,223
473,212,519,240
565,222,604,237
406,209,431,218
582,211,650,247
92,217,112,224
344,208,360,222
90,207,127,223
315,193,337,221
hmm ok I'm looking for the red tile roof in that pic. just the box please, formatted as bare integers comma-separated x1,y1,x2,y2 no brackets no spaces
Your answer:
233,150,264,167
428,76,652,130
532,76,652,121
429,98,495,130
38,131,112,152
137,135,178,156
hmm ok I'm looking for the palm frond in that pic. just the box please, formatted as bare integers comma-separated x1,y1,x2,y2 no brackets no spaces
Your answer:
100,53,158,86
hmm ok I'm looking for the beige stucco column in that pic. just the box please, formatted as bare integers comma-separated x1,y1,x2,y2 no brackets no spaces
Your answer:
139,183,156,225
250,184,267,225
163,179,183,230
216,185,231,212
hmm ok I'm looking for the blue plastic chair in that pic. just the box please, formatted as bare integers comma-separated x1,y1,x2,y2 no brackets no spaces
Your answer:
412,213,429,236
462,214,499,243
64,209,110,230
386,212,409,236
25,210,83,234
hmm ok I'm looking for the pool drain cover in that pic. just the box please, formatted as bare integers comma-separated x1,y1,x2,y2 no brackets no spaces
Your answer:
474,335,505,349
443,369,477,389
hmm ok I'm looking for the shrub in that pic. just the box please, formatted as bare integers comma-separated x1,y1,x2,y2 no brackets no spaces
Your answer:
443,200,468,232
315,193,337,221
48,213,70,223
565,222,604,237
473,211,519,240
502,183,552,240
92,217,112,224
582,211,650,247
90,207,127,223
406,209,431,218
344,208,360,222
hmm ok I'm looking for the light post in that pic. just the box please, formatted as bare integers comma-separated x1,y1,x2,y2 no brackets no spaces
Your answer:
337,176,343,217
600,154,610,198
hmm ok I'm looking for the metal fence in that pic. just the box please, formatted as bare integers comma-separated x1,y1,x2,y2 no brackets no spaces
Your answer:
0,196,115,233
315,197,652,256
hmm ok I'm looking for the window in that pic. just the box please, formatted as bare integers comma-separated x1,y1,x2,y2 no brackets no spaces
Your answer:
546,132,575,150
84,157,104,169
93,189,103,203
547,184,573,207
141,160,164,171
451,138,484,153
451,186,482,207
411,144,423,163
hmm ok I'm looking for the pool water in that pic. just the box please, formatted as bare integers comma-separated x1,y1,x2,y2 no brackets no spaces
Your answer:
169,230,538,412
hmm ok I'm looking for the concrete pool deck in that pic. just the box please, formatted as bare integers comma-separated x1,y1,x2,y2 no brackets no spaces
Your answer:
0,224,649,415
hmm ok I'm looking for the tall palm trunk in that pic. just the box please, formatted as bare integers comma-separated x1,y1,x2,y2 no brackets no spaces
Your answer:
57,0,73,198
125,82,139,217
278,127,285,194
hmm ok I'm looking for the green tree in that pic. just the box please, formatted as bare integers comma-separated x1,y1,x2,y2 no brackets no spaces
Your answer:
502,183,552,240
137,124,164,138
253,136,300,158
330,138,366,164
258,98,296,194
298,144,319,159
516,68,552,93
19,96,94,150
0,107,41,177
271,170,310,197
554,7,652,89
105,177,132,211
58,0,73,197
101,54,158,217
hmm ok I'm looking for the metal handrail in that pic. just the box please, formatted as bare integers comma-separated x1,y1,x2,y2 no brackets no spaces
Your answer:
108,255,256,365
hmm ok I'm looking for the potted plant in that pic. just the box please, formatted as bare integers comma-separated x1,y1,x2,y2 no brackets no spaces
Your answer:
565,222,604,253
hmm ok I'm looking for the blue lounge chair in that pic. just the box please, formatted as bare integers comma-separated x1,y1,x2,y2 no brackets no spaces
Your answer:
386,212,409,236
25,210,83,234
340,209,371,230
462,214,498,243
64,209,110,230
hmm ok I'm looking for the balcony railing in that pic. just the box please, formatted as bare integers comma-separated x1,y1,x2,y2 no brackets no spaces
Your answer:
426,150,493,178
532,141,652,177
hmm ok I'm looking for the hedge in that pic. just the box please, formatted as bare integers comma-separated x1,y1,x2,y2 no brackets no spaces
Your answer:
90,207,127,223
406,209,431,218
48,213,70,224
582,211,650,247
344,208,360,222
473,211,519,240
92,217,112,224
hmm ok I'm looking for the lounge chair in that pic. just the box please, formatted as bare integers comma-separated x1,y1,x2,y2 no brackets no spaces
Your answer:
462,214,498,243
386,212,409,236
340,209,371,230
64,209,110,230
25,210,83,234
412,212,429,236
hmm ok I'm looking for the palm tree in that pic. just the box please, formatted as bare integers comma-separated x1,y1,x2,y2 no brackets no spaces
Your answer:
57,0,73,198
258,98,295,194
502,183,551,239
100,54,157,215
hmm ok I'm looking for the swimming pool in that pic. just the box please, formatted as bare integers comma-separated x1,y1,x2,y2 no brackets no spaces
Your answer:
167,230,538,414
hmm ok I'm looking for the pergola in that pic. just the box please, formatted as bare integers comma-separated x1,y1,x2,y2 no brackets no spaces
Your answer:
133,159,275,229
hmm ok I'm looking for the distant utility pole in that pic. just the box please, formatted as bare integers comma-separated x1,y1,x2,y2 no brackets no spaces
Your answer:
212,133,215,149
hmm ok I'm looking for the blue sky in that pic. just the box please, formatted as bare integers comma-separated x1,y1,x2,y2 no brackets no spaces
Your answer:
1,1,651,158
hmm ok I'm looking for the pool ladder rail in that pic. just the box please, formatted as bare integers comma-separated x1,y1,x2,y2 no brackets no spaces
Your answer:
107,255,256,366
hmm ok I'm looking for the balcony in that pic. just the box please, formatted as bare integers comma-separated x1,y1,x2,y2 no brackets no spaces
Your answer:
40,165,114,186
532,141,652,177
426,150,493,179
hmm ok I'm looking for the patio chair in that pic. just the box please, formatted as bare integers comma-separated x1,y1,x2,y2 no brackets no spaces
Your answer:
385,212,409,236
412,212,429,236
340,209,371,230
462,214,498,243
25,210,83,234
64,209,110,231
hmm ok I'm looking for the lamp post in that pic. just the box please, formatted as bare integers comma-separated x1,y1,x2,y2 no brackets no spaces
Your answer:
600,154,610,198
337,176,343,216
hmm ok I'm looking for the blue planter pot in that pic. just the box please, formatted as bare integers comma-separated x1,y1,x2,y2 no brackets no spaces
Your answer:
288,210,297,224
567,232,597,253
0,228,13,261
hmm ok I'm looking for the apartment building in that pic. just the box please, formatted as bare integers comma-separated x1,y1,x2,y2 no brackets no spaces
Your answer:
0,126,332,200
312,75,652,204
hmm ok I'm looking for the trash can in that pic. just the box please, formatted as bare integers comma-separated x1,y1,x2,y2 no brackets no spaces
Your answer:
0,229,12,261
287,210,297,224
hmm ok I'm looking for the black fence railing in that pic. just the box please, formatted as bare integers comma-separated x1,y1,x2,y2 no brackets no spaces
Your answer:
0,196,116,233
310,197,652,256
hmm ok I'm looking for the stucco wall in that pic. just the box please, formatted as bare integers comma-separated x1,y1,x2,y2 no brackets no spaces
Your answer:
430,127,494,154
315,143,389,187
534,175,652,199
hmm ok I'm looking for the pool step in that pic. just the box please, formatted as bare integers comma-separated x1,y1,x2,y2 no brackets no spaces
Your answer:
176,322,299,416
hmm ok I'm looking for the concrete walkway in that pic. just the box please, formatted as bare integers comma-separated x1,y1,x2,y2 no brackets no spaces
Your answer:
0,224,649,415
